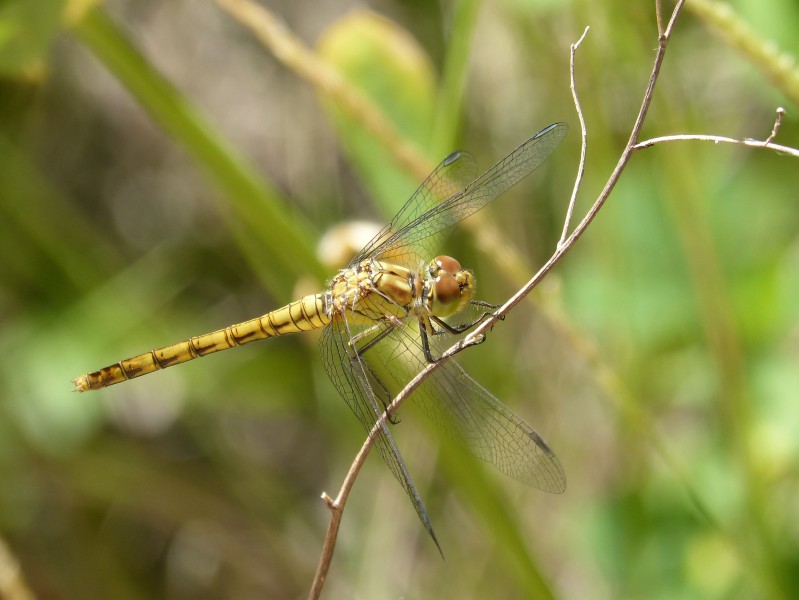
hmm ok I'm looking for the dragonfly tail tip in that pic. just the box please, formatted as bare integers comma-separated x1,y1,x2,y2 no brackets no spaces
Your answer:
72,376,90,393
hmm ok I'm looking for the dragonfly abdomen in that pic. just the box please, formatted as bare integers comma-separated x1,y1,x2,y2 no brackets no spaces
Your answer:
73,293,329,392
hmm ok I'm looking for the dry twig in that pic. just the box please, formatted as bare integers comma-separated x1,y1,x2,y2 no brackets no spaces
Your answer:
559,26,591,247
633,107,797,156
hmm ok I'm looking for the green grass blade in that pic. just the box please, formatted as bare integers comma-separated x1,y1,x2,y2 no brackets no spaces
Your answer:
71,8,327,295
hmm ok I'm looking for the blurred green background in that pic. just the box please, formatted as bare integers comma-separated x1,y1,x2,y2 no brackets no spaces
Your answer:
1,0,798,598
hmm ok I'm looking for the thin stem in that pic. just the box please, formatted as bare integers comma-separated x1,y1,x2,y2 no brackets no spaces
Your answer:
486,0,687,326
766,106,785,143
308,414,389,600
634,132,799,157
559,26,591,248
634,107,796,157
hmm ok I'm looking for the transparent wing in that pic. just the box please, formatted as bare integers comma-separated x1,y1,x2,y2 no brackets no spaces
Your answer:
351,148,478,265
320,312,442,550
353,122,568,267
418,365,565,492
324,308,564,530
364,320,565,492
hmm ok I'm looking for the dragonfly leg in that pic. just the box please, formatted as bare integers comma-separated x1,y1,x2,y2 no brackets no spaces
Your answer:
373,369,400,423
424,299,505,339
346,346,399,423
362,357,400,424
428,305,500,336
420,315,488,363
471,299,506,320
348,319,403,424
465,300,506,329
348,316,403,355
418,322,437,363
348,322,388,353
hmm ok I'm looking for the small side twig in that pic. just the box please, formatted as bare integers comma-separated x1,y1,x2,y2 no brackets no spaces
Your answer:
766,106,785,144
559,25,591,248
656,0,665,37
633,107,797,157
308,412,389,600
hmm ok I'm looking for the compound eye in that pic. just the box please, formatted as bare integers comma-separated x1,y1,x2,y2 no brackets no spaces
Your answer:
433,273,461,306
432,255,461,275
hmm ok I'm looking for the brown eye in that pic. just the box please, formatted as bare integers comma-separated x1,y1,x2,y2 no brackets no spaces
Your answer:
433,273,460,306
432,255,461,275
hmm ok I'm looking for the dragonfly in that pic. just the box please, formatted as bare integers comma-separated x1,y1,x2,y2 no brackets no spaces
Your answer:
74,122,568,548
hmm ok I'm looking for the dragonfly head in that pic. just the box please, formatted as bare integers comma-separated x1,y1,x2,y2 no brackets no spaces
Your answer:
427,255,474,318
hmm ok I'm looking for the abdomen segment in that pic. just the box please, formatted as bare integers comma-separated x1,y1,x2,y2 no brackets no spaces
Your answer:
73,293,329,391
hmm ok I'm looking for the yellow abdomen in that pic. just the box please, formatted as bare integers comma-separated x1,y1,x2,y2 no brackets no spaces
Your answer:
73,294,329,391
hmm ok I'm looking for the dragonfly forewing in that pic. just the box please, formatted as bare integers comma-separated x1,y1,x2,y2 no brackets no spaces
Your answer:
352,148,478,266
355,122,568,267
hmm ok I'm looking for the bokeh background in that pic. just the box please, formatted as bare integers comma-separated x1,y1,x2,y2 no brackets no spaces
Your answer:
1,0,798,598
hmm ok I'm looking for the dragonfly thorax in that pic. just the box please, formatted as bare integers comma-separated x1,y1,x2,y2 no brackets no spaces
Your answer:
328,259,415,323
326,256,474,323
